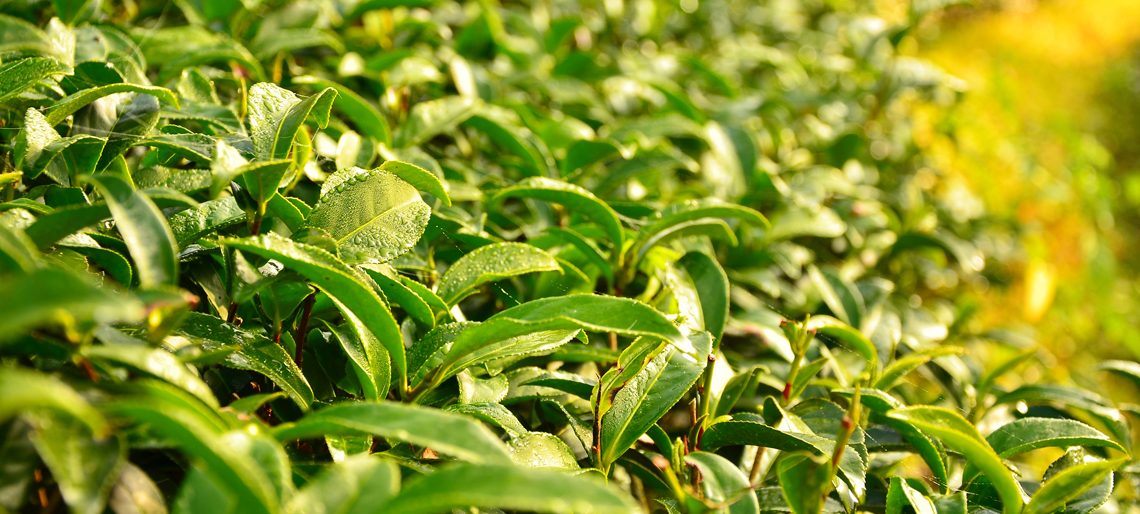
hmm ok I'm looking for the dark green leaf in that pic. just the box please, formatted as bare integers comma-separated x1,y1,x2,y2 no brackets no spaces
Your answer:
168,196,246,247
219,233,406,379
175,312,314,411
490,177,625,256
81,174,178,288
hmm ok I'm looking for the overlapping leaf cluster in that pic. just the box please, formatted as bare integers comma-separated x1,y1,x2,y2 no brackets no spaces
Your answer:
0,0,1136,513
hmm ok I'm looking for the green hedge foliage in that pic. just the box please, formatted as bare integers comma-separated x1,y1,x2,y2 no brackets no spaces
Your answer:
0,0,1135,513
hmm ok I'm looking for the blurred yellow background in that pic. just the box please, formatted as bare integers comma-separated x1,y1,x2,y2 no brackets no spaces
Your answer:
911,0,1140,379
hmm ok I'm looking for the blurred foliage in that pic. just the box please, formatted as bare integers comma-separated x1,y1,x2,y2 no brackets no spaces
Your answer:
911,0,1140,389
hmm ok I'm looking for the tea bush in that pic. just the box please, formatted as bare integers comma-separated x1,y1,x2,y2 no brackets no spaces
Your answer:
0,0,1135,513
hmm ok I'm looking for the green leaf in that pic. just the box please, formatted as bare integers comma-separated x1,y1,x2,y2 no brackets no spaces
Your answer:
521,371,596,399
540,226,614,285
53,0,99,25
376,159,451,205
267,193,308,231
287,455,399,514
0,368,107,436
990,384,1129,446
767,207,846,241
58,236,133,285
407,321,472,387
887,477,938,514
219,233,406,379
157,41,266,84
0,58,71,104
439,295,694,378
805,315,878,370
103,400,278,514
305,166,430,264
632,199,767,261
248,28,344,60
362,265,435,330
687,451,760,514
248,83,336,161
444,402,528,437
392,96,481,148
987,418,1125,458
961,417,1126,484
807,265,864,330
175,312,314,411
25,411,124,514
81,174,178,288
106,462,167,514
508,432,580,469
1023,457,1128,514
1096,359,1140,389
272,401,512,464
699,418,866,495
838,388,949,493
294,75,391,145
875,347,966,390
778,453,832,514
887,406,1025,514
430,328,580,387
227,393,285,414
463,105,553,177
679,251,730,344
600,332,711,467
436,242,561,305
45,83,179,125
171,468,233,514
322,314,391,400
0,15,66,59
168,196,246,248
490,177,625,257
0,223,42,273
136,132,215,163
83,344,218,409
0,268,144,344
381,463,636,514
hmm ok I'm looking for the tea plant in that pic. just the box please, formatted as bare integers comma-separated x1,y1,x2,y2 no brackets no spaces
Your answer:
0,0,1135,513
